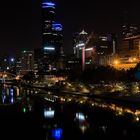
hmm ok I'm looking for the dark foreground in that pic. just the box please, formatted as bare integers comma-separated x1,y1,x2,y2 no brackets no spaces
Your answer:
0,91,140,140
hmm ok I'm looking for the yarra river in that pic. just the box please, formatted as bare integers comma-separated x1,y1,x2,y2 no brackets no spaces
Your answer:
0,84,140,140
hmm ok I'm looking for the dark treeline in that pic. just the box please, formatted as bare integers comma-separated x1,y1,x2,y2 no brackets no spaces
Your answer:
68,63,140,83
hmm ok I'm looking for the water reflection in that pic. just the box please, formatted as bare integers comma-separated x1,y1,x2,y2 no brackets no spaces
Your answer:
51,94,140,124
0,84,21,104
0,85,140,139
44,107,55,119
38,92,140,139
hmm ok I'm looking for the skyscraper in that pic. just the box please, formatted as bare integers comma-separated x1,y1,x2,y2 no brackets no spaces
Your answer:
35,0,63,74
42,0,63,55
122,11,139,38
21,51,34,74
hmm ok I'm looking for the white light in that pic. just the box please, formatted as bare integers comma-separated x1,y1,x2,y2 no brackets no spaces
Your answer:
42,2,55,6
44,109,55,118
76,112,85,121
43,33,53,35
76,43,85,48
11,58,15,62
7,67,10,70
44,47,55,50
11,97,14,103
85,48,93,51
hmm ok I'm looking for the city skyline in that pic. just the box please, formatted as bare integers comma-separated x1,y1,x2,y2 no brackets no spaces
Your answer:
0,0,139,55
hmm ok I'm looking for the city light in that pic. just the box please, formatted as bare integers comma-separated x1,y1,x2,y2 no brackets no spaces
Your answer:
76,43,85,48
10,88,14,96
42,2,55,9
44,108,55,118
42,2,55,6
22,107,27,113
52,23,63,31
10,58,15,62
76,112,86,122
129,57,137,62
11,97,14,103
42,6,55,9
44,47,55,50
113,60,119,65
52,128,63,140
6,67,9,70
85,48,93,51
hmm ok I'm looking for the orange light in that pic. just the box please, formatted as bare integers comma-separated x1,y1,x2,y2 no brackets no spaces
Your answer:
113,60,119,65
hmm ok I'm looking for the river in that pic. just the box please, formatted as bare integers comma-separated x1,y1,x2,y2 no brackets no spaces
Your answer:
0,84,140,139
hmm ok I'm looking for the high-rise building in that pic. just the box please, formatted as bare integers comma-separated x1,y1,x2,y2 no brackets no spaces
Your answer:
122,24,139,38
34,0,63,74
85,33,116,66
20,51,34,74
72,31,117,68
73,29,88,70
122,11,139,38
73,30,88,59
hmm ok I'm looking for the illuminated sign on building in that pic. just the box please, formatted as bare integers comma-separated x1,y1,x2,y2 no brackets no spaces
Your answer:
52,23,63,31
42,1,55,9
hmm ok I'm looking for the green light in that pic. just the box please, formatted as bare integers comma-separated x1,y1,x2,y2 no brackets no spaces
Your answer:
23,107,27,113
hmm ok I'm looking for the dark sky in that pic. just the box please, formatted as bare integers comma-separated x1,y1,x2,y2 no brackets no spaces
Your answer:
0,0,140,55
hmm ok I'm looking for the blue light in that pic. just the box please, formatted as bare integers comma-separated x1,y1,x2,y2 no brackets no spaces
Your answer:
42,1,55,8
10,89,14,92
42,6,55,9
52,128,62,140
42,2,55,6
52,23,63,31
2,95,6,104
10,88,14,96
10,92,14,97
11,97,14,103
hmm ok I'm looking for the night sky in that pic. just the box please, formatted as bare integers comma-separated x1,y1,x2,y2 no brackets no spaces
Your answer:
0,0,139,56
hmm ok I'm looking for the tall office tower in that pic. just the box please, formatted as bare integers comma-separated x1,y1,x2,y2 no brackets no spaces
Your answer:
73,30,88,70
73,30,88,58
41,0,63,72
122,11,139,38
122,24,138,38
20,51,34,74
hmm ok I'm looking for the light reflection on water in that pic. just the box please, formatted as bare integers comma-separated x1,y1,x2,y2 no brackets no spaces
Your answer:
48,93,140,123
0,84,21,104
0,86,140,139
38,92,140,139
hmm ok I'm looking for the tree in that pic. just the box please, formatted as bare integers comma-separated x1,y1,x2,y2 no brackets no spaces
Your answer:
22,71,35,84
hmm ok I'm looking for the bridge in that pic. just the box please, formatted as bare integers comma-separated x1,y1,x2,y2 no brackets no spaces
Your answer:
0,72,21,83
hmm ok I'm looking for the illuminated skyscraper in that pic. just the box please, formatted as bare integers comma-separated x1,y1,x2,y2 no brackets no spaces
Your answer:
34,0,63,74
42,0,63,56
